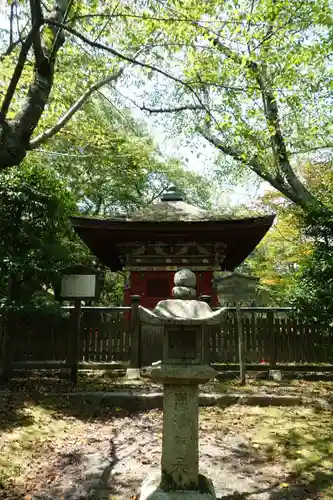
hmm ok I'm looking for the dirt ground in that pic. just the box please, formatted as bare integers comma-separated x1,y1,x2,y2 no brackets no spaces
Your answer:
3,369,333,400
1,391,333,500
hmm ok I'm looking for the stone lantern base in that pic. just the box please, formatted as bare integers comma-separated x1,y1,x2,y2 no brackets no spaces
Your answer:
141,472,216,500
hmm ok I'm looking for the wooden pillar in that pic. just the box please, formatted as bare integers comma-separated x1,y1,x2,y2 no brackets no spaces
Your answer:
70,299,81,385
267,311,276,368
130,295,141,369
201,295,212,363
236,302,246,386
0,316,10,383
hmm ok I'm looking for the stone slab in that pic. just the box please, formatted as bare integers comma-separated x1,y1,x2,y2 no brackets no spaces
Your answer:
58,391,305,409
140,472,215,500
152,364,216,385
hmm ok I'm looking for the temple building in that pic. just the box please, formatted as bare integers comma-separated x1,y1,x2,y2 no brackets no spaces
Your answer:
71,186,274,308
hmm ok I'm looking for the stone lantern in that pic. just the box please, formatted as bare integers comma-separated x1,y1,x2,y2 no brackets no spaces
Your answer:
139,269,226,500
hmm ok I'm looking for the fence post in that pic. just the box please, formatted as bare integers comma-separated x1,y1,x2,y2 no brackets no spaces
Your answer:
236,302,246,385
0,315,11,383
267,311,276,368
127,294,141,379
200,295,211,363
70,299,82,385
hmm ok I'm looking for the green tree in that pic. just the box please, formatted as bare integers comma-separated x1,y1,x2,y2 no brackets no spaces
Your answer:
0,0,155,168
38,97,213,216
0,161,85,310
0,159,87,380
120,0,333,214
238,192,310,305
3,0,331,221
288,159,333,327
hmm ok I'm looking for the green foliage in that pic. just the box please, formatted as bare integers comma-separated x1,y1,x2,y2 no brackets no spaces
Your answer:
290,206,333,330
39,97,212,217
0,97,211,308
99,271,127,306
126,0,333,209
232,191,310,305
0,161,85,311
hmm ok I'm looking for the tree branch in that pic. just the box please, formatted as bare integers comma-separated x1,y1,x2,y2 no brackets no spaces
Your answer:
43,18,212,118
213,31,319,208
200,129,301,204
29,0,44,67
146,184,170,205
29,70,123,148
11,1,70,143
68,12,263,26
9,2,14,46
139,104,205,114
93,1,120,44
0,22,40,123
0,19,30,62
49,0,73,60
291,144,333,155
0,37,21,61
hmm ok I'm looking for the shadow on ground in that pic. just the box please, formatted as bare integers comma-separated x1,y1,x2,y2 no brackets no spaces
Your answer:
1,374,333,499
0,393,34,431
0,369,128,394
218,470,333,499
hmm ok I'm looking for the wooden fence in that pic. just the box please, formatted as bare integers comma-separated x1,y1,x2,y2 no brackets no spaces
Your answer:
8,306,131,364
208,309,333,364
2,306,333,367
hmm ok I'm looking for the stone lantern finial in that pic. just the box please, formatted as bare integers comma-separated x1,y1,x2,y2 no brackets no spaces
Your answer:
172,269,196,299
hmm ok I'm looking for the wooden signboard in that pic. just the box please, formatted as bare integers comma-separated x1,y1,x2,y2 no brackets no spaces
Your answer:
58,265,102,301
214,273,259,386
216,273,259,303
58,265,101,385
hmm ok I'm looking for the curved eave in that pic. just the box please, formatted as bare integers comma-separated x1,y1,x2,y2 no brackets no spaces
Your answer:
71,214,275,271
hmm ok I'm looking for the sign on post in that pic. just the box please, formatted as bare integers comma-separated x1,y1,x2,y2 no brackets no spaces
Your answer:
59,265,101,385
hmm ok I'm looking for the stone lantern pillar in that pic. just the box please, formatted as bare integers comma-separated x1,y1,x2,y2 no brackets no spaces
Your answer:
139,269,226,500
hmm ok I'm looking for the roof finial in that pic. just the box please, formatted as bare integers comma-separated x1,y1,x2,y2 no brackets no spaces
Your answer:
161,185,184,202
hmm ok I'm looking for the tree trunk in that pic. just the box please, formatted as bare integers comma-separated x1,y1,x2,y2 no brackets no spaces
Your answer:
0,0,69,170
0,275,13,383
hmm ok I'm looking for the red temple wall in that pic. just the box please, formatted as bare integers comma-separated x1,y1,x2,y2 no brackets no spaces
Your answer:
124,270,218,308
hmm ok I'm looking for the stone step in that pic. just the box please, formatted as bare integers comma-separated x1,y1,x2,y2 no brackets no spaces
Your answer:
53,391,311,410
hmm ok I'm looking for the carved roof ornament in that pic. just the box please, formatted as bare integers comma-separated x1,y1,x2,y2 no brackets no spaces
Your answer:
160,185,184,202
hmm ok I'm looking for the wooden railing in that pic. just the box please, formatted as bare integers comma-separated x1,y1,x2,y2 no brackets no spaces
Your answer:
208,308,332,364
3,306,333,367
